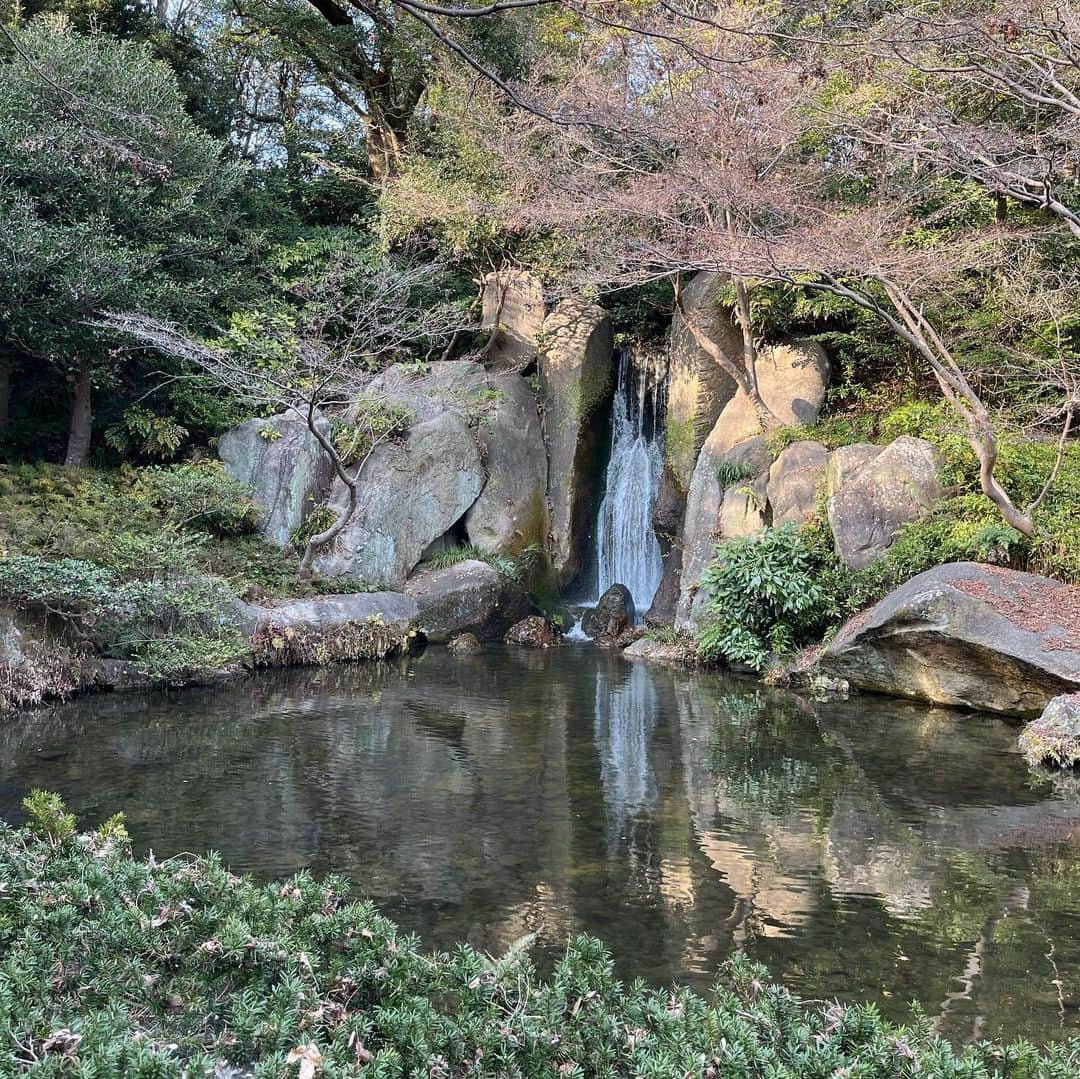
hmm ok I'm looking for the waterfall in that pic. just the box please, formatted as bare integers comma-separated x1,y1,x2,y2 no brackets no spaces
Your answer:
593,348,666,617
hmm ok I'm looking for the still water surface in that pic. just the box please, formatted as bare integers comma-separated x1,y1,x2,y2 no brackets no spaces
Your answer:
3,646,1080,1044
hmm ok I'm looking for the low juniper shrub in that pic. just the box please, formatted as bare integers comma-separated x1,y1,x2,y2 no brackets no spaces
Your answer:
2,799,1078,1076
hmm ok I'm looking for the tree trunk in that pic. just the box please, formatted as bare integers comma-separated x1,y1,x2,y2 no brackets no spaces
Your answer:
0,358,10,434
64,358,93,467
365,121,404,183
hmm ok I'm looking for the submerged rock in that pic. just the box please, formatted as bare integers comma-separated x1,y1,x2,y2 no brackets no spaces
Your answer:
1019,694,1080,768
581,584,634,639
504,616,562,648
448,632,482,654
406,560,531,643
820,563,1080,716
218,412,333,548
827,436,944,570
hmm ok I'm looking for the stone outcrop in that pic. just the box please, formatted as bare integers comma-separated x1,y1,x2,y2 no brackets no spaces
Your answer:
218,412,333,548
234,592,420,639
581,584,634,639
465,374,549,555
481,269,545,371
311,411,484,588
1019,694,1080,768
538,300,614,587
361,361,487,423
819,563,1080,716
766,440,828,527
405,560,531,643
448,632,482,654
665,271,743,490
504,615,562,648
622,635,696,667
827,436,944,570
676,341,829,628
824,442,882,499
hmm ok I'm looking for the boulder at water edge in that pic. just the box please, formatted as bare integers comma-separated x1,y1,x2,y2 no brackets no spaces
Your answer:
218,412,333,548
581,584,635,638
827,436,944,570
539,299,614,587
311,411,484,588
1019,694,1080,768
504,616,562,648
820,563,1080,716
406,560,532,643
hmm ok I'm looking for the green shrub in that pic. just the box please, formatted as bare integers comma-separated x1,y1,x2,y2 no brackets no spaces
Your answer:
715,457,757,489
422,542,524,582
3,803,1079,1076
698,526,829,670
133,461,261,535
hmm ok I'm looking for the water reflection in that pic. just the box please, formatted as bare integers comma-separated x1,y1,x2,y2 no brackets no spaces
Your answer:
2,646,1080,1044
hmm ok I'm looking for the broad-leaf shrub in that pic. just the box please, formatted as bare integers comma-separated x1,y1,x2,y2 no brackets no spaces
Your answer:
3,801,1079,1077
698,526,828,670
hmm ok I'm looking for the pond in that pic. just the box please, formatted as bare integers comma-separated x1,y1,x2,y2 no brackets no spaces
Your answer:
2,645,1079,1045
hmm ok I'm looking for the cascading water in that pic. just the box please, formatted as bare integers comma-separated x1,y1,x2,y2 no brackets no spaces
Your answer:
593,348,667,617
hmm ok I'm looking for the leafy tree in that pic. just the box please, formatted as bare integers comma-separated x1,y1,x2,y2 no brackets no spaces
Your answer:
0,17,248,464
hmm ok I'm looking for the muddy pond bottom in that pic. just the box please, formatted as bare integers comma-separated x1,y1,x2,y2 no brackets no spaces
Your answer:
3,645,1080,1045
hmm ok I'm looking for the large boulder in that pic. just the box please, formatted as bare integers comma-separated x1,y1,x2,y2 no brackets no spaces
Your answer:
504,615,562,648
311,411,484,588
538,299,615,587
405,560,531,643
676,341,829,628
766,440,828,527
234,592,419,639
665,271,743,490
824,442,883,499
819,563,1080,716
481,269,546,371
827,436,944,570
218,412,333,548
581,584,634,638
465,374,549,555
361,361,487,423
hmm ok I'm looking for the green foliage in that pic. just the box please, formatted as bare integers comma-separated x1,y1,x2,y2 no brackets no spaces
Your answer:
132,461,261,535
21,790,76,844
421,543,524,582
332,398,415,466
715,457,757,489
698,526,829,671
3,806,1080,1076
0,552,247,682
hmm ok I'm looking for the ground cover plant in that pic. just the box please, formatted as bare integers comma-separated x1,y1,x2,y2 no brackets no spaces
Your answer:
3,797,1080,1077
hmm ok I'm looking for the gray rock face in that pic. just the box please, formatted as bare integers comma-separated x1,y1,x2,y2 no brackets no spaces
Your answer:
827,436,944,570
362,361,487,423
767,440,828,527
820,563,1080,716
622,636,695,667
406,560,531,643
481,269,545,370
234,591,420,639
465,374,549,555
218,412,333,548
504,615,562,648
581,584,634,638
824,442,883,499
448,632,482,654
539,299,614,587
666,271,743,490
311,411,484,588
676,342,829,628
